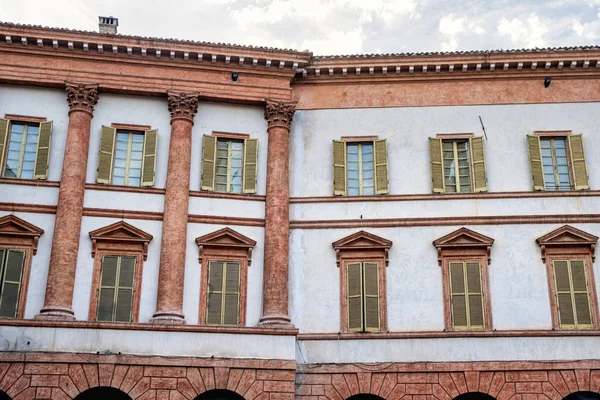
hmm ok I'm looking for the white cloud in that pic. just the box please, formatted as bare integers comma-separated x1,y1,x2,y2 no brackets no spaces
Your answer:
571,18,598,39
497,13,548,48
300,26,365,55
439,14,485,51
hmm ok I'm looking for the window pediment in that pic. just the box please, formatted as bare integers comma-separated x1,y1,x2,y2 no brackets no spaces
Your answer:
0,215,44,254
332,230,392,267
536,225,598,263
195,227,256,265
433,227,494,266
89,221,153,260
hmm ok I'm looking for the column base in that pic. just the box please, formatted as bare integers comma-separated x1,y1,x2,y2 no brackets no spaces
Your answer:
258,313,294,328
35,306,76,321
150,311,186,325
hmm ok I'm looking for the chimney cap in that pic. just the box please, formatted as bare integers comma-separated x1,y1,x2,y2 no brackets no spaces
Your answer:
98,16,118,34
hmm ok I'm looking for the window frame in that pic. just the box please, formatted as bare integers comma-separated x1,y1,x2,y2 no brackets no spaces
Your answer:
110,123,151,187
0,215,43,319
1,114,47,180
333,230,391,333
88,221,153,323
215,138,245,194
196,227,256,327
340,136,379,197
442,139,471,193
535,132,574,191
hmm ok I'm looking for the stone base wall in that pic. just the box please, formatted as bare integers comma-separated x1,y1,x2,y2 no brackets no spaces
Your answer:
0,353,296,400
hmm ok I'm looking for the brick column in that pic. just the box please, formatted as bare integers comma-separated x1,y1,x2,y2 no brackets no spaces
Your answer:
259,99,297,327
151,91,198,324
38,81,99,319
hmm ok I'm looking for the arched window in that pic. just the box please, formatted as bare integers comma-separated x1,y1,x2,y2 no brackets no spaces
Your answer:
563,392,600,400
194,389,246,400
347,394,385,400
74,387,132,400
453,393,496,400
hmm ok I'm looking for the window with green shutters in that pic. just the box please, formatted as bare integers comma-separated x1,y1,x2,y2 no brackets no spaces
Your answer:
429,136,487,193
346,262,381,332
0,119,53,180
96,256,137,322
332,139,388,196
206,261,241,326
448,261,485,330
0,249,26,318
552,260,593,329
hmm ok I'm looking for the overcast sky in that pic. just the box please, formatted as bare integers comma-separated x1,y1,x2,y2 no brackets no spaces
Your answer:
1,0,599,55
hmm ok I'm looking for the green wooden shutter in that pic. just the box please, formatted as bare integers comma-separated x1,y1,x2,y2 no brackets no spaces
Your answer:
206,261,224,325
553,260,575,326
347,262,363,332
527,135,545,191
201,135,217,191
0,250,25,318
449,262,467,328
223,262,241,326
469,137,488,193
374,139,389,194
429,138,445,193
570,260,592,326
333,140,347,195
363,262,380,332
466,262,484,327
97,256,118,321
34,121,53,179
0,119,9,175
568,135,589,190
97,126,117,184
114,257,136,322
141,129,158,187
242,138,258,194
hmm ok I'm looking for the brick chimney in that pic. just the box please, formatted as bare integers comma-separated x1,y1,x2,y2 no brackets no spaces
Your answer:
98,16,118,34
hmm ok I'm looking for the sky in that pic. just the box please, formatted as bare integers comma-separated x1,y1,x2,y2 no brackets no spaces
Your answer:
1,0,600,56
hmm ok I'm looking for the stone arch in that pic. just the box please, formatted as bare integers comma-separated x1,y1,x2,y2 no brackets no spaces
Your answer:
0,390,11,400
347,394,385,400
563,392,600,400
453,393,496,400
194,389,247,400
74,386,133,400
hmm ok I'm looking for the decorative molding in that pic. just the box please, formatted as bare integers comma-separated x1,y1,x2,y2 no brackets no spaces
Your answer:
436,132,474,140
211,131,250,140
433,227,495,266
64,81,99,115
332,230,392,267
195,227,256,265
89,221,153,260
533,130,573,137
3,114,47,123
0,214,44,255
536,224,599,263
264,99,297,130
111,122,152,131
340,135,379,142
167,91,199,123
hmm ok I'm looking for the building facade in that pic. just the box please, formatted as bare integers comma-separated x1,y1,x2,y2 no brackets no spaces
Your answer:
0,20,600,400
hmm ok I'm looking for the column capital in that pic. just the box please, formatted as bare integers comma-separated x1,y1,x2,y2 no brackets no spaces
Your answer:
264,99,297,131
167,91,199,124
65,81,99,116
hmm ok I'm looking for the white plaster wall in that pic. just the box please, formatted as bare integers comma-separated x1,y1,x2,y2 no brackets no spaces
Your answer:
184,223,264,326
290,103,600,197
298,336,600,364
191,102,269,194
88,94,171,187
84,190,164,213
0,211,55,319
0,85,70,181
1,184,58,206
188,197,265,218
72,216,163,322
290,223,600,333
0,326,295,359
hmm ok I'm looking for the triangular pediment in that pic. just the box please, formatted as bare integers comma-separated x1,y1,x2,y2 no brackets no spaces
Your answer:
433,227,494,248
89,221,153,243
0,215,44,237
536,225,598,246
332,230,392,250
195,227,256,248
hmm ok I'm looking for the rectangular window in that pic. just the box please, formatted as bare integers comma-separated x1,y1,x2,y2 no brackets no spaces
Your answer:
0,249,26,318
347,262,380,332
540,137,571,191
449,261,484,330
97,255,136,322
347,143,375,196
553,259,593,329
206,261,241,326
112,131,144,186
3,122,40,179
442,140,471,193
215,139,244,193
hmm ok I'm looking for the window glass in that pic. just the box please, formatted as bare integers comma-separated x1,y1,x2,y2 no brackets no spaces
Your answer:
541,138,571,191
3,123,39,179
443,140,471,193
346,143,374,196
215,139,244,193
112,131,144,186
